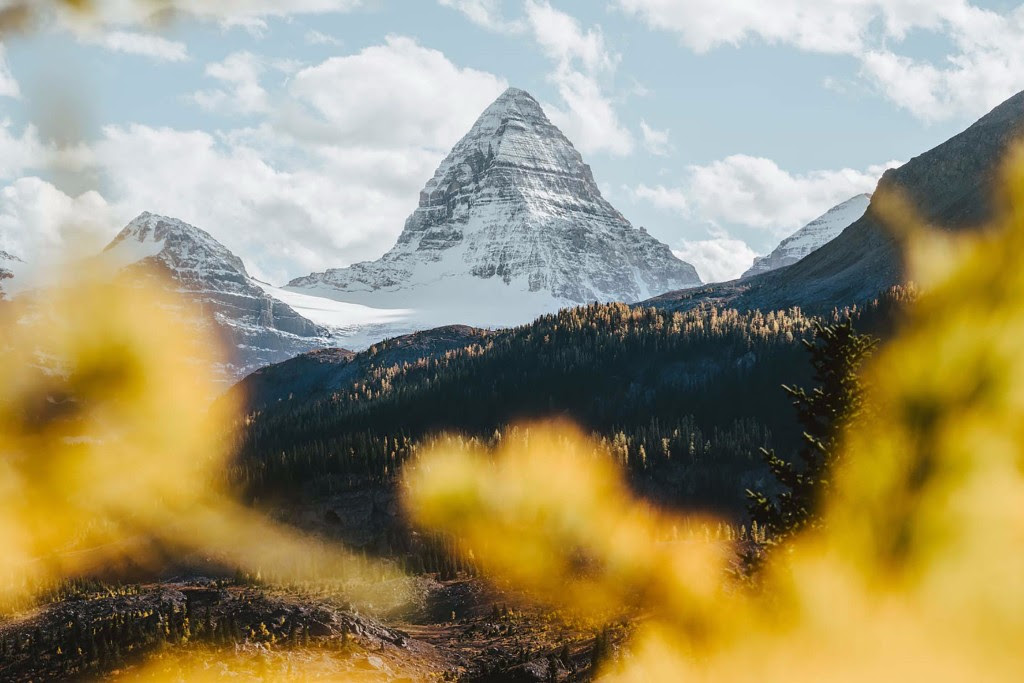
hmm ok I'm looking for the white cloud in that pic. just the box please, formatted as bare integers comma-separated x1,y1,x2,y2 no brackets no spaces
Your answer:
287,35,507,150
0,177,117,266
193,51,269,115
627,183,687,213
219,15,269,37
630,79,652,98
613,0,879,54
673,237,759,284
0,120,44,180
640,120,670,156
437,0,525,33
525,0,617,73
0,122,116,274
55,0,368,28
86,30,189,62
613,0,1024,121
543,70,633,157
859,37,1024,121
435,1,634,156
629,155,899,238
305,30,343,46
684,155,898,235
0,45,20,99
524,0,633,156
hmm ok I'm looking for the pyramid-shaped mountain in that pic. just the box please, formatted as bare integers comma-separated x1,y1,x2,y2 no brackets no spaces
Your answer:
105,212,330,381
289,88,700,312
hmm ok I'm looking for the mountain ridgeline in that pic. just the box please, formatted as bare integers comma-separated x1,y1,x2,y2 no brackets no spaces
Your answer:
650,89,1024,313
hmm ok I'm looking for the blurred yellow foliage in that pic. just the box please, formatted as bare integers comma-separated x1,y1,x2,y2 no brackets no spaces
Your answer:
405,148,1024,680
404,426,730,637
0,1,298,34
120,644,420,682
0,264,406,612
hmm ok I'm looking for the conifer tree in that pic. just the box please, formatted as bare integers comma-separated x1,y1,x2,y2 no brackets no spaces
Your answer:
590,629,608,671
746,318,876,544
559,643,571,668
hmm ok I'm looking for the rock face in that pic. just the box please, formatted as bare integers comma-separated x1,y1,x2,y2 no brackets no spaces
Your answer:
742,194,870,279
0,581,432,681
0,250,20,300
647,88,1024,314
105,212,330,381
289,87,700,313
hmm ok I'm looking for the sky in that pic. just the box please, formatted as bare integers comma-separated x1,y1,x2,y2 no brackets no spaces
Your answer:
0,0,1022,284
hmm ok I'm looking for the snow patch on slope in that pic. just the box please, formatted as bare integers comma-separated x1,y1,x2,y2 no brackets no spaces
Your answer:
258,282,420,350
267,277,569,350
743,194,870,279
0,250,25,299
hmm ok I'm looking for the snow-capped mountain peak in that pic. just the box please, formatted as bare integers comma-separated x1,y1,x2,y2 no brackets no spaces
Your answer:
0,250,24,300
742,194,871,279
288,87,700,318
105,212,330,382
105,211,249,280
416,86,601,205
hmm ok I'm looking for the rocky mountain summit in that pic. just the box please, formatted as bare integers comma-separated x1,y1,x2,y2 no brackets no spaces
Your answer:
289,88,700,315
105,212,330,381
0,250,21,300
742,194,870,279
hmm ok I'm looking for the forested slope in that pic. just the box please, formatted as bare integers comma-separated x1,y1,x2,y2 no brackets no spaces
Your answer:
231,292,908,515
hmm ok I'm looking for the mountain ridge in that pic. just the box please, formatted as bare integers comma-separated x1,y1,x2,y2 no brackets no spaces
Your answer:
106,212,332,381
647,88,1024,314
0,250,24,301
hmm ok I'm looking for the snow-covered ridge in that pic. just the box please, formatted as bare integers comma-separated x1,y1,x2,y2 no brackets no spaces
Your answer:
289,87,701,315
742,194,871,279
105,211,251,288
105,212,331,381
0,250,23,300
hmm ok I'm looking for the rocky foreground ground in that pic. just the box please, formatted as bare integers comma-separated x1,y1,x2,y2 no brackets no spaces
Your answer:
0,575,623,682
